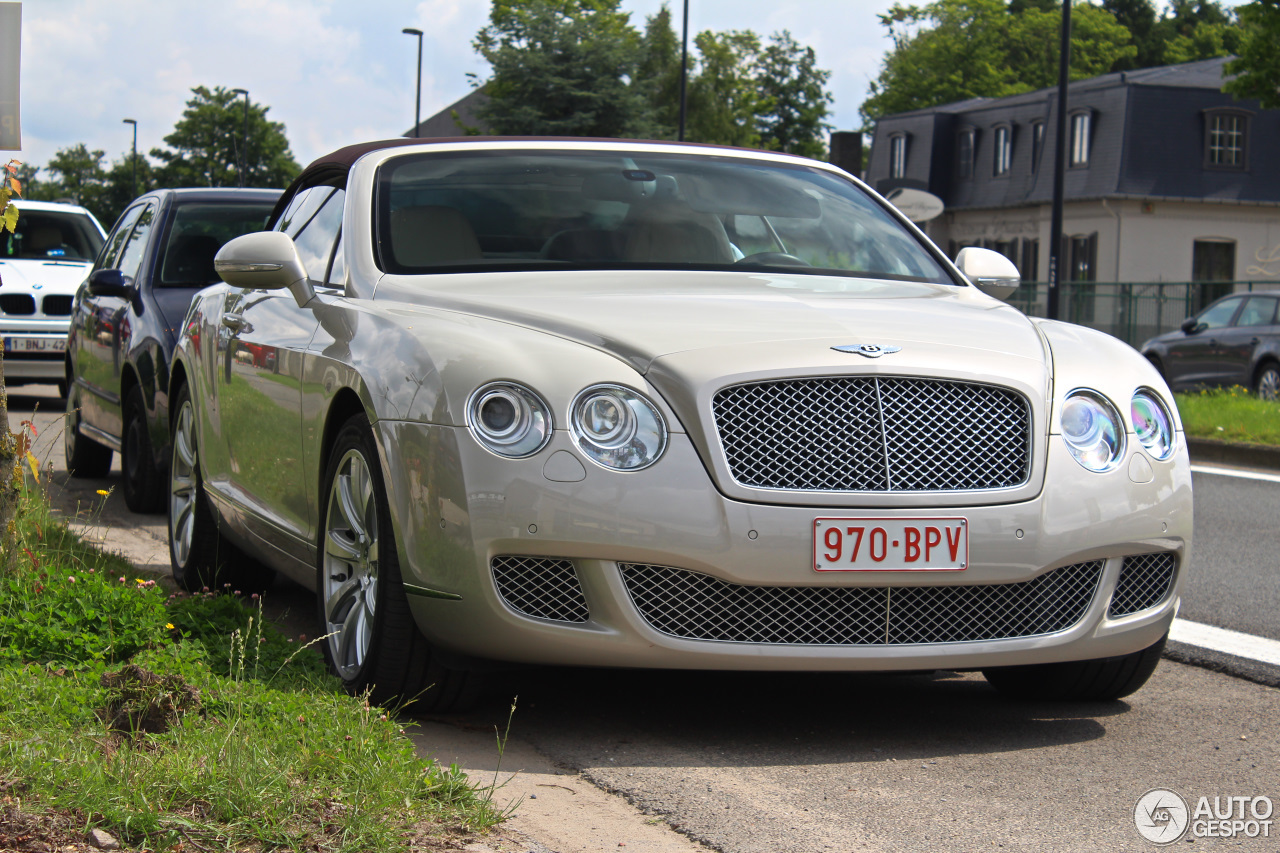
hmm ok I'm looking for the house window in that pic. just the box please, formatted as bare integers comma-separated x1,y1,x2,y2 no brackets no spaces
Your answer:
1068,233,1098,323
1192,239,1236,309
958,129,975,179
1205,111,1248,169
1020,238,1039,281
1069,112,1091,167
1031,121,1045,170
993,126,1012,176
889,134,908,179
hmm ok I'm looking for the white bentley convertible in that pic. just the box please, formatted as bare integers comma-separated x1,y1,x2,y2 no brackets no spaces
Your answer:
168,139,1192,709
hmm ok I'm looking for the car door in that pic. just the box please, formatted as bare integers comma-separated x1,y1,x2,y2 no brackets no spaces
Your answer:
74,200,158,439
1163,295,1243,390
213,186,344,558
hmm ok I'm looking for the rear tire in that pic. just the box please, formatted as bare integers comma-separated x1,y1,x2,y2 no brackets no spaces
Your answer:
1255,362,1279,402
317,413,481,711
64,388,113,478
982,633,1167,701
168,383,271,593
122,385,163,513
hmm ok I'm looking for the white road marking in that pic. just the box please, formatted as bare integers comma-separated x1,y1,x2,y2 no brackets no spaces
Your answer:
1190,464,1280,484
1170,618,1280,667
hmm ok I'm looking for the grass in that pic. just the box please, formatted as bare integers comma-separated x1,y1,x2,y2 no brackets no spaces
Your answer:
0,471,510,852
1174,388,1280,446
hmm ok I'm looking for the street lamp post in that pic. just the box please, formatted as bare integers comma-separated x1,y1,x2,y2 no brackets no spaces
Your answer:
122,118,137,198
1047,1,1072,322
403,28,423,138
231,88,249,188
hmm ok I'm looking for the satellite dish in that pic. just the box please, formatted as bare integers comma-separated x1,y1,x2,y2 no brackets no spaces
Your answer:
884,187,945,223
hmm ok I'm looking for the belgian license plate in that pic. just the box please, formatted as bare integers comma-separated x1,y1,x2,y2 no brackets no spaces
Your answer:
3,336,66,353
813,517,968,572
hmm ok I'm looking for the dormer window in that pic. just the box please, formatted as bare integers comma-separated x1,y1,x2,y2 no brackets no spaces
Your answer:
1069,111,1092,167
1205,109,1250,169
889,133,908,179
1031,121,1045,171
993,125,1012,176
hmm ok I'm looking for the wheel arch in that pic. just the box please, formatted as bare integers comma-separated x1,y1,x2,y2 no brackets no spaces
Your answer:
318,387,373,501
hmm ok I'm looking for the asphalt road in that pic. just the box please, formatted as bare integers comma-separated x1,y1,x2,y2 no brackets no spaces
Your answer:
10,382,1280,851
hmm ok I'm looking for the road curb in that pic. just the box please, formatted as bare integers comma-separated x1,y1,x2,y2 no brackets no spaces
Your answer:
1186,437,1280,471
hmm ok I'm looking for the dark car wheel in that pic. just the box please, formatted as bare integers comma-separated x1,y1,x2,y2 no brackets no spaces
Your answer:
318,413,481,711
1255,362,1279,402
168,383,271,593
982,633,1167,701
64,388,113,478
122,385,164,513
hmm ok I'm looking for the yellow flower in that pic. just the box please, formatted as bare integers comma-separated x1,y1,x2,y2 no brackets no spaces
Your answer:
135,578,145,584
165,623,175,630
96,489,109,496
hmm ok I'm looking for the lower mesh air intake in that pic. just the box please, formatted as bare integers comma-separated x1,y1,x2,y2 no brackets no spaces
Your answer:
491,556,590,623
1108,553,1178,617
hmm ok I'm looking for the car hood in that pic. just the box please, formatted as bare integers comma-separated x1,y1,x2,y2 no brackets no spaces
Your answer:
0,258,93,295
378,269,1049,375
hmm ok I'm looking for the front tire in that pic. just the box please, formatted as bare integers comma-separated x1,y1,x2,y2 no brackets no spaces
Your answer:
318,413,480,711
982,633,1167,701
168,383,268,592
64,388,113,478
122,385,163,513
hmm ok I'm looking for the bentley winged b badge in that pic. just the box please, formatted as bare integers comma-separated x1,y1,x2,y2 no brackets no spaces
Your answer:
832,344,902,358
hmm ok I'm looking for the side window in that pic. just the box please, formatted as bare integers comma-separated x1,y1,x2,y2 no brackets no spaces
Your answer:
97,203,146,271
1237,297,1278,328
290,187,345,286
1198,297,1242,330
116,202,158,282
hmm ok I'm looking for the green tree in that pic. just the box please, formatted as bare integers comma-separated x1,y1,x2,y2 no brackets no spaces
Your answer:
860,0,1135,124
1101,0,1161,68
755,30,833,158
473,0,655,137
1224,0,1280,108
150,86,299,189
636,3,684,138
686,30,763,147
1153,0,1242,63
41,143,107,208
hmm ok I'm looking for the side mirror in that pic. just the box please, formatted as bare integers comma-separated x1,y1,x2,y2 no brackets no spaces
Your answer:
214,231,315,306
1180,317,1199,334
955,247,1020,300
87,268,133,298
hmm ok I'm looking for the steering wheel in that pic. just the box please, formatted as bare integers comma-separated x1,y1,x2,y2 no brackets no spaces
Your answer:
735,252,810,267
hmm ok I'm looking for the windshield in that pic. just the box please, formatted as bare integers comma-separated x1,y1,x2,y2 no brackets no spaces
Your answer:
3,207,104,262
374,150,955,283
158,201,276,286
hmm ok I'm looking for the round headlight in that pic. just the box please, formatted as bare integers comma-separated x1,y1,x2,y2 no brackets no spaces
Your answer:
1060,390,1125,472
467,382,553,458
1131,389,1175,461
570,384,667,470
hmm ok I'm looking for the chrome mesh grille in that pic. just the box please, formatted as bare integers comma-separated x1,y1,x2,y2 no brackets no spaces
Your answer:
712,376,1031,492
1108,553,1177,617
620,561,1103,645
491,556,589,623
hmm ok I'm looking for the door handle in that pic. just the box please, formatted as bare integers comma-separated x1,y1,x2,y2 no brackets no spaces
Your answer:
1251,337,1260,346
222,312,246,333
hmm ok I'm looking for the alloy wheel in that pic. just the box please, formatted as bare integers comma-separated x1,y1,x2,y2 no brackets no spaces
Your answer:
322,448,380,681
1259,366,1280,402
169,400,199,568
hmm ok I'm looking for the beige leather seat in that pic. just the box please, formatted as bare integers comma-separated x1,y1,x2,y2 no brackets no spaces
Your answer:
390,206,483,267
622,204,734,264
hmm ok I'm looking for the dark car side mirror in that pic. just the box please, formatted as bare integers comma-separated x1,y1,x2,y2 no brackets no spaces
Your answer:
1180,317,1200,334
87,268,134,298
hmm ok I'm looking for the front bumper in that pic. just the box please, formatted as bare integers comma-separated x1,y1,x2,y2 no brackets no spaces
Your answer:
0,319,69,382
377,421,1192,671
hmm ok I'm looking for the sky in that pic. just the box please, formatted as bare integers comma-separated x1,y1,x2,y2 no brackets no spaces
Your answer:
7,0,898,174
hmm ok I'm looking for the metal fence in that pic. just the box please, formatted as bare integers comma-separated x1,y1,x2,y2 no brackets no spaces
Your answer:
1006,281,1280,347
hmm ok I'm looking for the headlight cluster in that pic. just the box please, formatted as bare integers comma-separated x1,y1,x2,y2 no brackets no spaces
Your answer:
467,381,668,470
1059,387,1176,472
